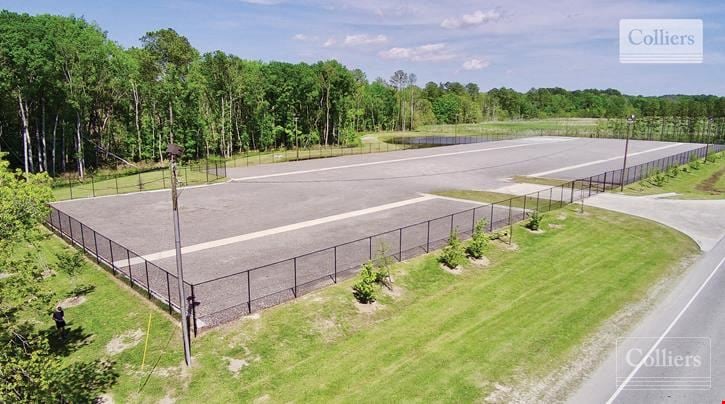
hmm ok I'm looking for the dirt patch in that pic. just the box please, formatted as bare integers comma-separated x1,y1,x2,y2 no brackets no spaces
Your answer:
695,167,725,194
469,256,490,267
548,223,564,229
382,285,405,298
0,272,13,280
492,240,519,251
158,394,175,404
439,263,463,275
356,301,382,314
225,357,249,374
314,318,343,342
106,329,144,355
96,393,114,403
483,254,697,403
253,394,272,403
557,213,567,221
524,228,545,234
58,295,87,308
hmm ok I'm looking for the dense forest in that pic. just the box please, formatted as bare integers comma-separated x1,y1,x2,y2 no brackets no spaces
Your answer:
1,11,724,176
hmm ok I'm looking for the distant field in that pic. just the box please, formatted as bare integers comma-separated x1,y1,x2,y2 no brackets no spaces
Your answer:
416,118,604,136
52,166,223,201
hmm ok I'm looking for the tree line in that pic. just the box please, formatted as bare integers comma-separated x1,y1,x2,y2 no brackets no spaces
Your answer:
1,10,724,176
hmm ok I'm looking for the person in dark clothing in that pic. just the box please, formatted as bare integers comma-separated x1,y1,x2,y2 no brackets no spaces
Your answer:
52,306,66,338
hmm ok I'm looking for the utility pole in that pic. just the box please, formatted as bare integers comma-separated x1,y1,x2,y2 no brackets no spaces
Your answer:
167,143,192,366
621,114,635,192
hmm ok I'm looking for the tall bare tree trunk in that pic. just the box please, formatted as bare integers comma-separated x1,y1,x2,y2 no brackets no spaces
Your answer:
410,90,414,130
75,111,84,178
51,112,58,176
41,99,48,171
324,85,331,146
132,81,141,160
220,96,226,157
17,93,31,174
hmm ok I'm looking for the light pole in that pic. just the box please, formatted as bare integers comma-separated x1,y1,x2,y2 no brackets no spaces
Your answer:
167,143,192,366
621,114,635,191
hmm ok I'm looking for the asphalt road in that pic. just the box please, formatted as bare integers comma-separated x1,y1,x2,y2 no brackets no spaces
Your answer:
568,235,725,403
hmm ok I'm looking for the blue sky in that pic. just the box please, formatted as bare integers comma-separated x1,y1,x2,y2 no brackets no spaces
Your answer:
2,0,724,95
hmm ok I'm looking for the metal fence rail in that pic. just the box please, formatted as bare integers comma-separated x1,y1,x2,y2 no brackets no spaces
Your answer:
46,144,725,331
45,206,197,332
51,159,227,201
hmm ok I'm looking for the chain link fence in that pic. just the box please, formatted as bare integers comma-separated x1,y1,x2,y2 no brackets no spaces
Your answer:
46,144,724,331
51,159,226,201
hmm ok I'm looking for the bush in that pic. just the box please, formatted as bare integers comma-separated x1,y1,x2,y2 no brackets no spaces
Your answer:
525,210,542,231
466,219,488,259
352,261,377,303
648,170,668,187
488,229,509,241
667,166,679,178
439,229,466,269
688,153,702,170
55,250,85,277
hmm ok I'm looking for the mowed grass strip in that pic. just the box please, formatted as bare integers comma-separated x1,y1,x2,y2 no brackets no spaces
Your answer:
176,206,695,403
51,167,222,200
624,151,725,199
433,189,567,212
34,206,697,402
12,229,181,399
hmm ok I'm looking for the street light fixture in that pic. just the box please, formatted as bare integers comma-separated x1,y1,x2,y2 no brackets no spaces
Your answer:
167,143,192,366
621,114,636,191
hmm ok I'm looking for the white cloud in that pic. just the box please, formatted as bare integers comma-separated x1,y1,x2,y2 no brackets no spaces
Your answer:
462,58,490,70
378,43,456,62
441,9,502,29
292,33,318,41
343,34,388,46
323,37,337,47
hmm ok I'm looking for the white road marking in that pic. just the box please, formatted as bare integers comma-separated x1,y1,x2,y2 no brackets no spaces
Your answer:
606,255,725,403
528,143,684,177
420,193,486,206
231,138,575,181
114,194,438,266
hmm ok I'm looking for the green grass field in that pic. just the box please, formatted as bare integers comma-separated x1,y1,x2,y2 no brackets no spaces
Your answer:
52,167,224,201
434,189,570,212
415,118,604,137
224,137,412,168
624,152,725,199
26,204,698,402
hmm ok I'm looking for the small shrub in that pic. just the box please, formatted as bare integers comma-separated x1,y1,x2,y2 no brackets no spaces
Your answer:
688,153,702,170
667,166,679,178
648,170,668,187
439,229,466,269
55,250,85,277
372,245,393,289
488,229,509,241
525,210,542,231
352,262,377,303
466,219,488,259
